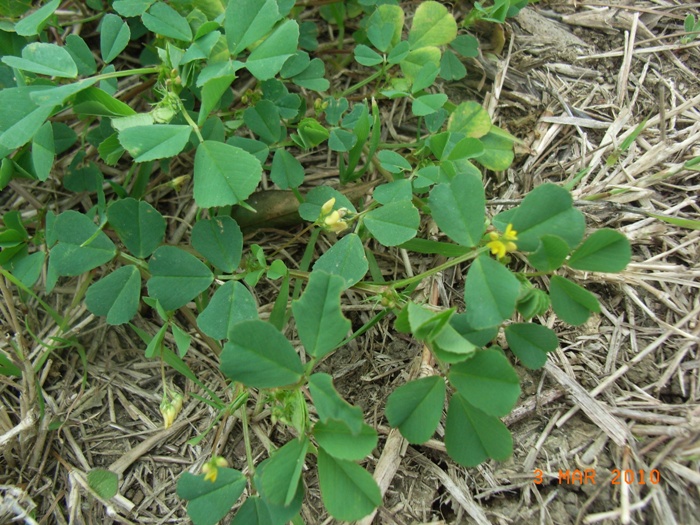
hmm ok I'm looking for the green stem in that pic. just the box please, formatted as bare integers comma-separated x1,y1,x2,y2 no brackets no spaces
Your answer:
92,67,161,82
339,65,386,97
178,99,204,143
390,247,489,289
117,252,149,270
58,12,104,27
239,401,256,489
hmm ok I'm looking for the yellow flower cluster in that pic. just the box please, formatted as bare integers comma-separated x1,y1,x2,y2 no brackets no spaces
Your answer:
201,456,229,483
319,197,349,233
486,224,518,259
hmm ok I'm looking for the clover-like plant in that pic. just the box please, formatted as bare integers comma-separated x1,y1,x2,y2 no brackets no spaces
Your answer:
0,1,631,523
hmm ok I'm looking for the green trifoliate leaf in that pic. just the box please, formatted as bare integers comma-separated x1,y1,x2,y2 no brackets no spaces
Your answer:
447,101,491,138
354,44,383,66
328,128,356,152
308,373,364,435
509,183,586,252
399,47,441,83
177,468,247,525
0,87,54,153
313,233,368,289
317,448,381,522
292,271,350,359
411,62,440,94
527,234,570,272
290,58,329,91
100,14,130,63
8,251,44,288
220,320,303,388
253,461,303,524
412,93,448,117
364,201,419,246
549,275,600,326
3,42,77,78
408,1,457,48
449,312,498,347
50,211,117,276
431,323,478,363
29,78,98,107
243,99,282,144
450,34,479,57
171,323,191,357
260,437,308,506
147,246,213,311
230,496,273,525
476,129,515,171
197,281,258,340
373,180,412,204
428,171,485,247
385,376,446,444
142,1,192,41
448,349,520,417
107,198,165,258
387,40,410,64
193,140,262,207
245,19,299,80
31,121,54,182
440,49,467,80
445,393,512,467
567,229,631,272
270,148,304,189
14,0,60,36
367,4,404,52
464,255,520,329
376,150,412,173
505,323,558,370
225,0,280,56
182,31,221,64
85,266,141,325
73,87,136,117
118,125,191,162
113,0,155,17
197,61,237,125
314,420,378,461
191,216,242,273
65,35,97,75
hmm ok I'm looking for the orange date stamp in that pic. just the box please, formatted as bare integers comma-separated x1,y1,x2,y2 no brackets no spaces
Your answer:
533,468,661,485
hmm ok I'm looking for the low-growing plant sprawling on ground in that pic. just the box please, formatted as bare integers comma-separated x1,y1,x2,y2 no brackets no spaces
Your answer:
0,1,698,523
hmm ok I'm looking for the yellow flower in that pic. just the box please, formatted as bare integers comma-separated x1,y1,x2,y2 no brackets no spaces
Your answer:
328,219,349,233
202,456,229,483
324,210,341,226
487,224,518,259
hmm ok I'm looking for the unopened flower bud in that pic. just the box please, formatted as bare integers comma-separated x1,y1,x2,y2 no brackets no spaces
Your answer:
171,392,183,413
160,400,177,429
320,197,335,216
